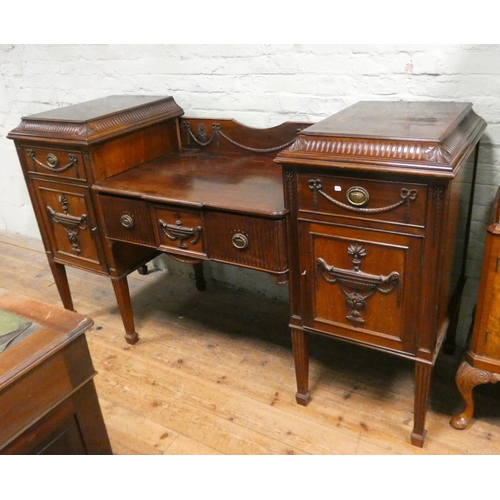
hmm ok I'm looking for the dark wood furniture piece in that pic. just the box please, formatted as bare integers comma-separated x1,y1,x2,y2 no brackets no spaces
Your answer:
0,288,111,454
9,96,488,447
7,96,183,342
275,101,486,447
451,187,500,430
8,97,307,345
93,117,308,344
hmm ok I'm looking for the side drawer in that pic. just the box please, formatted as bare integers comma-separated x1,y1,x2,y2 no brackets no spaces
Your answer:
153,206,206,258
297,173,428,227
32,179,106,272
205,212,288,273
98,195,156,246
23,145,87,182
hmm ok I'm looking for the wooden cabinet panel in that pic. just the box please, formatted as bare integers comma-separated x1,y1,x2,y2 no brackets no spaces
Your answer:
32,179,105,272
473,235,500,360
300,221,422,353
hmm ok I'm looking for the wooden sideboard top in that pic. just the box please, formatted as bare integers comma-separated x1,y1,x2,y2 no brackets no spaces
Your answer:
94,150,286,217
276,100,486,177
7,95,184,145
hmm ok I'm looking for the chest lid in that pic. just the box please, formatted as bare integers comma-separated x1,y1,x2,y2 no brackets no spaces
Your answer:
276,101,486,178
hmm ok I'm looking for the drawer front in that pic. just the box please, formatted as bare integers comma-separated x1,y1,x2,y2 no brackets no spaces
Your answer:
297,174,428,227
299,221,423,354
205,212,287,273
98,195,156,246
23,146,87,182
32,180,105,272
153,206,206,257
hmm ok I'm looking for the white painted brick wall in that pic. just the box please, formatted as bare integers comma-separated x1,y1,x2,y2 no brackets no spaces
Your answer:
1,44,499,344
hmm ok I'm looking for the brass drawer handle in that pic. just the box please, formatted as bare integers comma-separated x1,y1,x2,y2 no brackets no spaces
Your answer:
309,179,418,219
27,150,78,173
159,219,202,249
120,214,134,228
232,233,249,250
346,186,369,207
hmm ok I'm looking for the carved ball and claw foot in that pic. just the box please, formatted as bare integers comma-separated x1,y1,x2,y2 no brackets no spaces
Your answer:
450,360,500,430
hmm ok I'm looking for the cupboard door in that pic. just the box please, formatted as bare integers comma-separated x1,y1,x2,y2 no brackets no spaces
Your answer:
32,179,106,272
299,221,423,354
474,235,500,359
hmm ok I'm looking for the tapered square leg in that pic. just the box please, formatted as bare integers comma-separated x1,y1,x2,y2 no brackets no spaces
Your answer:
291,328,311,406
111,276,138,345
411,361,433,447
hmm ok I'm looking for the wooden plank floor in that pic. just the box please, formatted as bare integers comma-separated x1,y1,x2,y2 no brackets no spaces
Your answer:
2,230,500,455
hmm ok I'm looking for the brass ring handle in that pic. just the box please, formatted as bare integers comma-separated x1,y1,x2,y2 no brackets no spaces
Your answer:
120,214,134,228
232,233,249,250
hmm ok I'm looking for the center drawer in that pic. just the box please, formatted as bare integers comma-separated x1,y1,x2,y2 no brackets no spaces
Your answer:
297,173,428,227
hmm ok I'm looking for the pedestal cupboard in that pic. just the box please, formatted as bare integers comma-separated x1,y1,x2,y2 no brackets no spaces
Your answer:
276,101,486,447
7,96,184,342
451,187,500,430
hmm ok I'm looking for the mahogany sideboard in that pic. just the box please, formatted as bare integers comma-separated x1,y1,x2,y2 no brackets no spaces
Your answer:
451,187,500,430
8,96,487,447
0,288,111,454
275,101,486,447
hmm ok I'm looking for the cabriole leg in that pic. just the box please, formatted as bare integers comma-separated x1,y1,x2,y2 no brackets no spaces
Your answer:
450,360,500,430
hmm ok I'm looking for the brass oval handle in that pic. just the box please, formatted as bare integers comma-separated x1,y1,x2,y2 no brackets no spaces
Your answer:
346,186,370,207
120,214,134,228
46,153,59,168
232,233,248,250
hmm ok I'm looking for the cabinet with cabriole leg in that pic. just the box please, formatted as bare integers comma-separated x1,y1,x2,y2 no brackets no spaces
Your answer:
451,187,500,430
276,101,486,447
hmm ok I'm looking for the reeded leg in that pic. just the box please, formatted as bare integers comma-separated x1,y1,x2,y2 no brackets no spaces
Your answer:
450,360,500,430
291,328,311,406
411,361,433,447
47,259,74,311
111,276,139,345
193,262,206,291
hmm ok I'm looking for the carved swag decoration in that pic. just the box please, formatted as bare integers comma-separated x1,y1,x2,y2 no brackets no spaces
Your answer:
182,122,297,153
308,179,418,221
317,244,400,325
46,195,88,254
